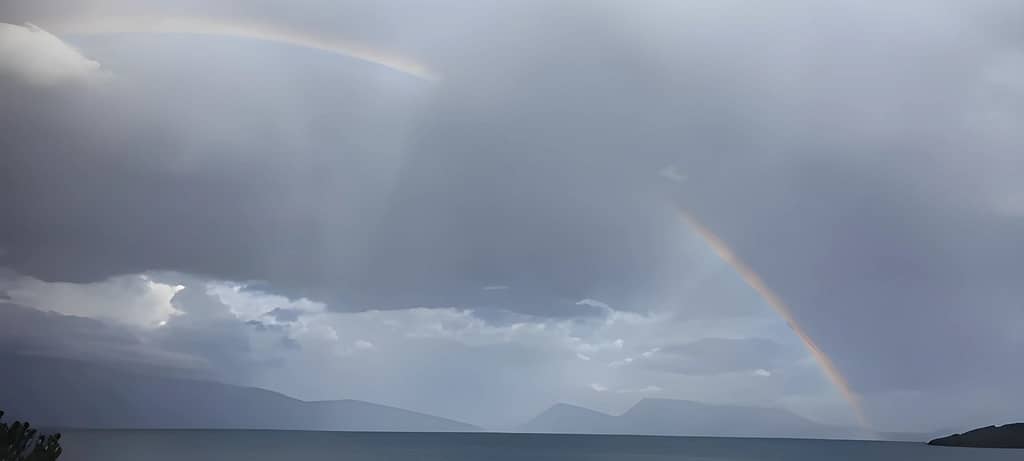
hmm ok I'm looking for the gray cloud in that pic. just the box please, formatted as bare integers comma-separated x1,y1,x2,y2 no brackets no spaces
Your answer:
0,7,696,316
1,0,1022,432
0,302,204,373
642,338,798,376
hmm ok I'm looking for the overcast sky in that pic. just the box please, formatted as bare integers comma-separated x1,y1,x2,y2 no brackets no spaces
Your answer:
1,0,1022,432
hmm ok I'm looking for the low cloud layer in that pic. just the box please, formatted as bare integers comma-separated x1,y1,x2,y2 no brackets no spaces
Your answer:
641,338,798,377
0,271,832,429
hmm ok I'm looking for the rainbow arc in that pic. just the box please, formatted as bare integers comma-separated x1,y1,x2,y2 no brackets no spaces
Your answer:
681,210,868,427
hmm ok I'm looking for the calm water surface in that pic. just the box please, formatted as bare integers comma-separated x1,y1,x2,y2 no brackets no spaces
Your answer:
59,430,1022,461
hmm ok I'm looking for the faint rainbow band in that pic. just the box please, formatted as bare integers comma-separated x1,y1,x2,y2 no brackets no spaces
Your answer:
47,16,438,81
681,209,868,427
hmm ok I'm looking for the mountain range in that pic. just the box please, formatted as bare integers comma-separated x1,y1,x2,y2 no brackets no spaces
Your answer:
0,354,933,440
0,355,477,432
519,400,931,441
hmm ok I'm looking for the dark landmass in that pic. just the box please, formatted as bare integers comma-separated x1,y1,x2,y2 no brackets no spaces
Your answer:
0,355,478,432
928,423,1024,448
521,399,931,441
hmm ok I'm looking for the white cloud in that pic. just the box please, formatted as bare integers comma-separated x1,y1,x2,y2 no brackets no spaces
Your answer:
0,22,106,86
354,339,375,350
576,352,592,361
608,357,634,368
574,337,625,354
575,298,611,310
604,345,665,369
641,347,661,358
616,385,662,394
657,165,686,183
206,281,325,322
2,274,182,327
753,369,772,377
588,383,662,394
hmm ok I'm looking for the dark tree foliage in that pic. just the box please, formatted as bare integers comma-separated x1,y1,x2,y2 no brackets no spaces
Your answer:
0,411,63,461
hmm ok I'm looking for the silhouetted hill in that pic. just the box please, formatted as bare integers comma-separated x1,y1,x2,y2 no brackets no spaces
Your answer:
521,398,927,440
928,423,1024,448
0,355,477,432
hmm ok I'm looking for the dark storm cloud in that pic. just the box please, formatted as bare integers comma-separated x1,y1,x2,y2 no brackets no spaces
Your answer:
140,284,298,381
0,3,697,315
2,0,1023,429
0,302,202,372
0,289,300,386
683,160,1024,395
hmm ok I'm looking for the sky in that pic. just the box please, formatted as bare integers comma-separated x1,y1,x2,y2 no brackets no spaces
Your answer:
1,0,1023,432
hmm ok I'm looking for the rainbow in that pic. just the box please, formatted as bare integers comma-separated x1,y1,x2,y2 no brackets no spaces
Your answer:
680,209,868,427
46,16,438,81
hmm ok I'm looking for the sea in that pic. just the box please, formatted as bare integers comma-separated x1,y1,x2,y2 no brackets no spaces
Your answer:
58,430,1021,461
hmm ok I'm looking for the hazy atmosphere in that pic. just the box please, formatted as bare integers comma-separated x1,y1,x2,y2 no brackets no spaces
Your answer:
2,0,1022,435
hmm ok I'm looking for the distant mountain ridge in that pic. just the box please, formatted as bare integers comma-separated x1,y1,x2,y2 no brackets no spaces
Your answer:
0,353,942,440
521,398,928,441
0,355,478,432
520,403,618,434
